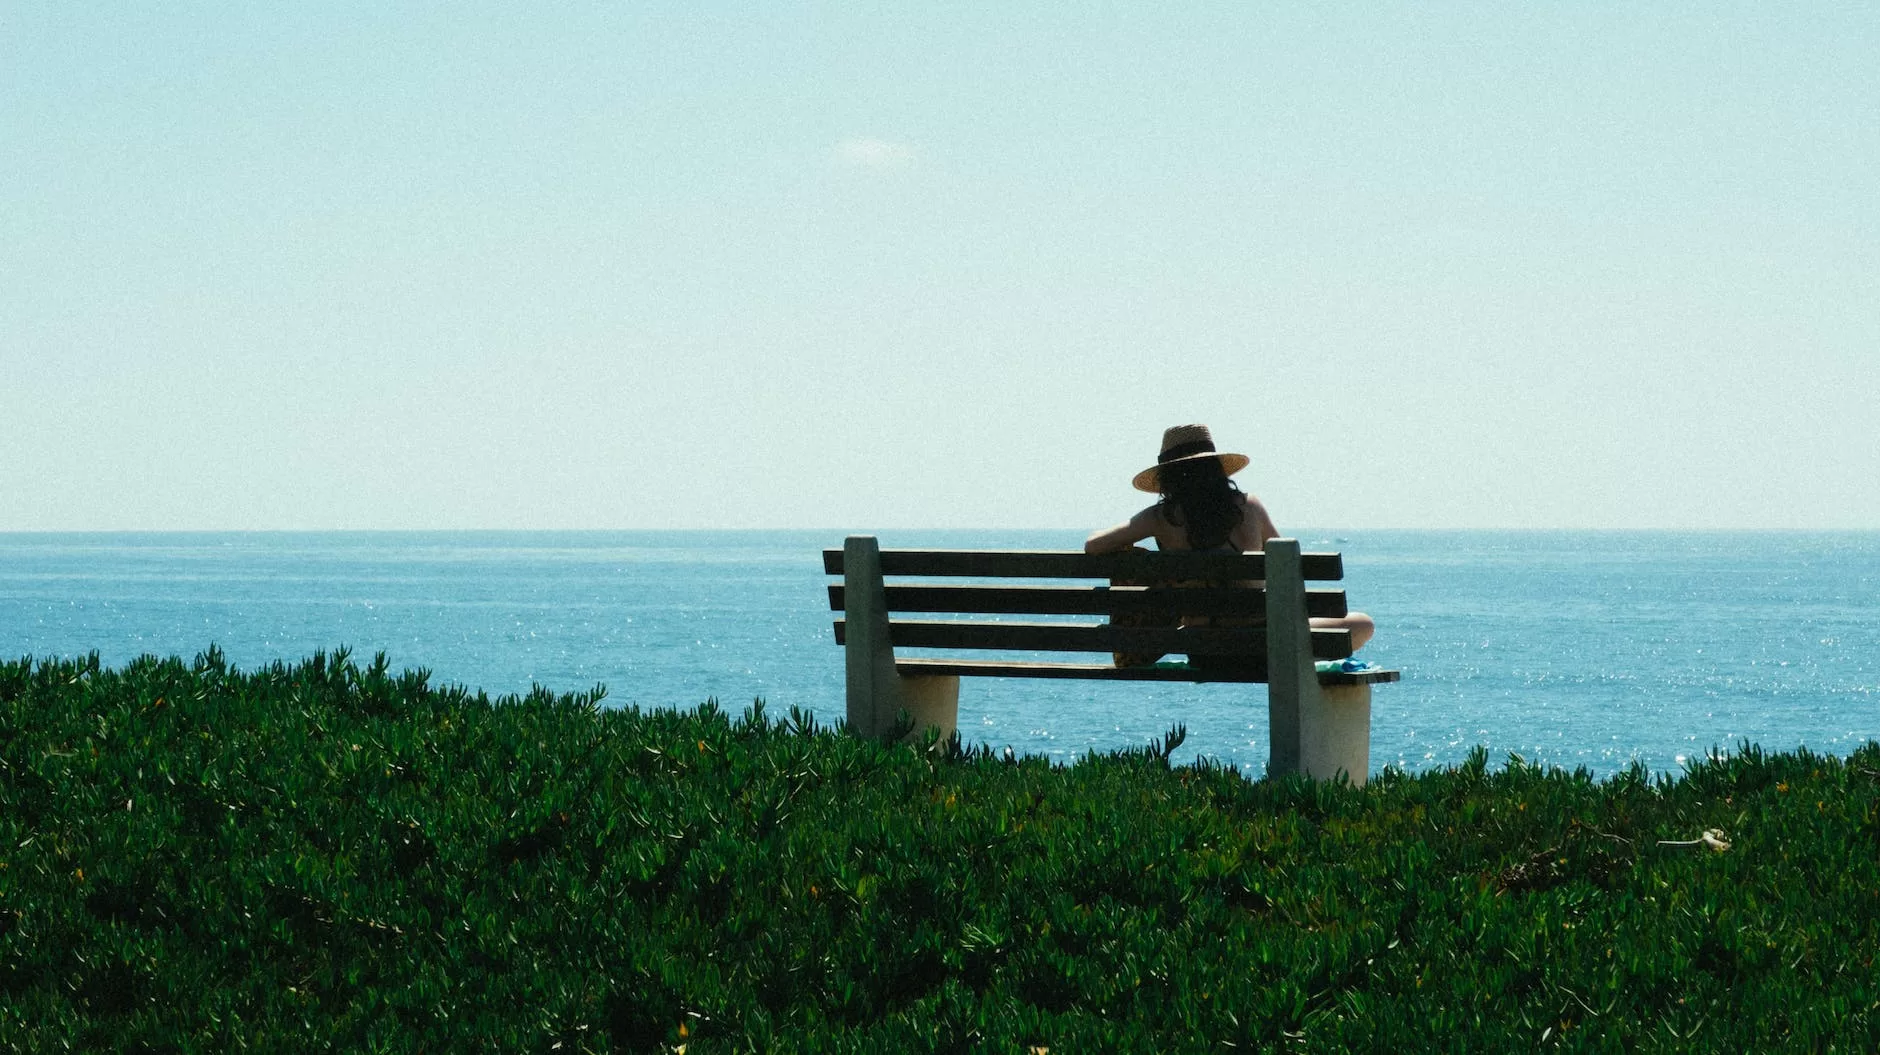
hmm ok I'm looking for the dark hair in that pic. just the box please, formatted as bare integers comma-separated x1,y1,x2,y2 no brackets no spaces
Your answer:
1156,458,1244,551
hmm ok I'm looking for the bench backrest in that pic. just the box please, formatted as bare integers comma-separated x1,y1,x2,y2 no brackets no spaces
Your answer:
823,543,1356,680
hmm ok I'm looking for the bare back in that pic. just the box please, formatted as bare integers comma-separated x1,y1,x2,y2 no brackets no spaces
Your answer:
1086,492,1280,555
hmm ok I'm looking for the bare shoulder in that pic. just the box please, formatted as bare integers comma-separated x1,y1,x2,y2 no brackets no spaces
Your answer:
1237,491,1279,545
1237,491,1274,525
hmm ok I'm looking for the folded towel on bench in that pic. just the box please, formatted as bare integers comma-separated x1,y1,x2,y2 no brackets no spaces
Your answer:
1317,658,1382,674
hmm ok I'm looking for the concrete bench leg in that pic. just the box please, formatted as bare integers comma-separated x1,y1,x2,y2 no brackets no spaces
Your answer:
1265,538,1372,785
1299,682,1371,786
898,674,959,743
844,535,959,743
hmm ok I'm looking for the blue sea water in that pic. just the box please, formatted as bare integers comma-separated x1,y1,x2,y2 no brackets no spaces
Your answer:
2,530,1876,779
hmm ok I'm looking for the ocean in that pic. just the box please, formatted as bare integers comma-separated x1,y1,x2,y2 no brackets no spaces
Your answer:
3,530,1875,778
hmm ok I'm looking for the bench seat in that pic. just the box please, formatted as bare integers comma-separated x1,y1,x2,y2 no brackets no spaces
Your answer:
891,658,1400,685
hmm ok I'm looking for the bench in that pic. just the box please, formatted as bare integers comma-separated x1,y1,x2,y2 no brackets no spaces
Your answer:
824,535,1399,783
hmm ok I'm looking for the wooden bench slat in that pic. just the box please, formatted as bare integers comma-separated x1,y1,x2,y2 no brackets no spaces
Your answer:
894,658,1400,686
832,619,1355,660
822,548,1344,581
827,583,1348,619
1314,667,1401,686
895,659,1269,682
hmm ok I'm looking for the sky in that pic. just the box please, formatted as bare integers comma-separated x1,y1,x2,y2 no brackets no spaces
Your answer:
3,3,1876,531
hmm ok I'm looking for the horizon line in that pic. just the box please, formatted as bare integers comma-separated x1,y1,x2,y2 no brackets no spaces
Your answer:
4,526,1877,536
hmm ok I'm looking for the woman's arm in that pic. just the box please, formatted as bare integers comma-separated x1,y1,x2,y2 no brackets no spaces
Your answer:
1085,505,1160,554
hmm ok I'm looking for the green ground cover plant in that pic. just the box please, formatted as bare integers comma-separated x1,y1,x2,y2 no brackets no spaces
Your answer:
2,648,1877,1052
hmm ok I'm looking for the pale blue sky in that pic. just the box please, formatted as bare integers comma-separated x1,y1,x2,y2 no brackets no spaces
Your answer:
4,3,1876,530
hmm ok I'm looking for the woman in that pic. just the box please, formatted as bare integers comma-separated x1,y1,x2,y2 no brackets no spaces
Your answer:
1086,424,1375,656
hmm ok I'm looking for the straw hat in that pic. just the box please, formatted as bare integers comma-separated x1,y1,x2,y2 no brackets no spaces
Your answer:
1131,424,1249,493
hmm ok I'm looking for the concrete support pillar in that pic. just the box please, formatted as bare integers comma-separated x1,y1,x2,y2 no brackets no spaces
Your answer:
1299,682,1371,786
1262,538,1318,779
1263,538,1371,784
899,674,960,743
843,535,960,743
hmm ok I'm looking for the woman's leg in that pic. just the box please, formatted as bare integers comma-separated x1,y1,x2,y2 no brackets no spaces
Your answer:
1312,612,1375,652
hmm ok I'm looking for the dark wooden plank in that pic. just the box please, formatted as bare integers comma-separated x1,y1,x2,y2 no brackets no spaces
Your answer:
892,658,1399,685
832,619,1354,660
822,548,1344,581
827,584,1350,619
894,659,1270,683
1316,668,1402,686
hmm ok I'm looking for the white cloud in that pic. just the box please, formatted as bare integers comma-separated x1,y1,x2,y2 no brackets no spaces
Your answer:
832,137,915,168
